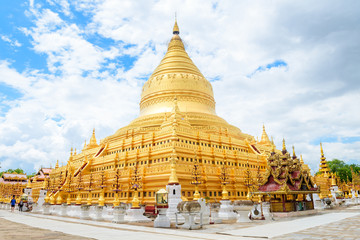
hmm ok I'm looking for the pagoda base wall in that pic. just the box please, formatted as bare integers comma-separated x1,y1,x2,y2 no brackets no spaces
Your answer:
272,209,318,218
218,200,237,221
125,208,151,222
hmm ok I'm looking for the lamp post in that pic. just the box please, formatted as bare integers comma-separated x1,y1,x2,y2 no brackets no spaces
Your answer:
65,171,73,205
43,177,51,203
244,160,253,200
86,173,94,206
97,166,107,206
75,171,83,205
191,153,202,200
112,168,122,207
49,175,57,205
219,156,229,200
56,171,64,205
130,163,142,209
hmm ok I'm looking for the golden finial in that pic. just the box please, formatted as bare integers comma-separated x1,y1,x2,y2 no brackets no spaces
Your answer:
292,146,296,158
70,147,73,156
282,138,286,151
300,154,304,164
55,160,59,169
84,140,87,148
320,142,324,156
173,13,179,34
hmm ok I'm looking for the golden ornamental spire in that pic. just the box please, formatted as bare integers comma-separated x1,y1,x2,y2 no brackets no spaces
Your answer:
292,146,296,158
89,128,99,148
173,17,179,34
168,146,179,185
282,138,286,151
319,142,330,174
300,154,304,164
55,160,59,169
259,124,271,145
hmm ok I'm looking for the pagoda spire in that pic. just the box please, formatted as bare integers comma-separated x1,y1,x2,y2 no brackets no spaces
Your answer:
292,146,296,158
319,142,330,174
139,15,215,117
168,145,179,185
173,15,179,34
282,138,287,152
55,160,59,169
300,154,304,164
271,136,275,153
259,124,271,146
88,128,99,148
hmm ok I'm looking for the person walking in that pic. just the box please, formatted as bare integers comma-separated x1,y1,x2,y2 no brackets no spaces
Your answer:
10,195,16,212
18,200,24,212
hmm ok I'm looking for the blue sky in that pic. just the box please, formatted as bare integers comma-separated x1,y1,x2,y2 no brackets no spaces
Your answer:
0,0,359,175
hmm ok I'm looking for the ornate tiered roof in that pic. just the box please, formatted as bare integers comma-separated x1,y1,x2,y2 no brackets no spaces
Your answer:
0,172,28,185
257,140,318,194
32,168,52,181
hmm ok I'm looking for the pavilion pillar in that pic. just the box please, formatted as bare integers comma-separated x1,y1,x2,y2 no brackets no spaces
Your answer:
282,195,286,212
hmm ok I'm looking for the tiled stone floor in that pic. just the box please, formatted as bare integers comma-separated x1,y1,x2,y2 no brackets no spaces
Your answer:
0,217,93,240
1,206,360,240
274,214,360,240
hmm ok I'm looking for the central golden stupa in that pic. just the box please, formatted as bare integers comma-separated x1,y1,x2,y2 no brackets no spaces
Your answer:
31,20,274,205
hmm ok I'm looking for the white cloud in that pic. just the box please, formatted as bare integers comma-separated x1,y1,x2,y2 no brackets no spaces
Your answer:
0,35,22,47
0,0,359,174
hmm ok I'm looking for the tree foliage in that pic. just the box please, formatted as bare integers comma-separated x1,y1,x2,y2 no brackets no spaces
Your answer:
328,159,360,182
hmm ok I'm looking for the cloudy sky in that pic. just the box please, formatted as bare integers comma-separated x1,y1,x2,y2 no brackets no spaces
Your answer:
0,0,359,174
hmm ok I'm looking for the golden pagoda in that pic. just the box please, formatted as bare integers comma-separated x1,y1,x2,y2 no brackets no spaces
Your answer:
314,143,332,198
28,19,275,205
318,143,330,174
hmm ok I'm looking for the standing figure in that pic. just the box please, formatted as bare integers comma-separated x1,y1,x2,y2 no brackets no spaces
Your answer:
18,200,24,212
10,195,16,212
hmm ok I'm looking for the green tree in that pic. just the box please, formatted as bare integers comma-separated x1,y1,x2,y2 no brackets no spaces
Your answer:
327,159,360,182
13,168,24,174
27,172,37,178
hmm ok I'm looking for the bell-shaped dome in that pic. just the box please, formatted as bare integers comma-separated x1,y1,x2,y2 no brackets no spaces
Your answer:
140,20,216,116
